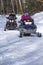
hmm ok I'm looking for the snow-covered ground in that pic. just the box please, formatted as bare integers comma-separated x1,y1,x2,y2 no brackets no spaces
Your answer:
0,12,43,65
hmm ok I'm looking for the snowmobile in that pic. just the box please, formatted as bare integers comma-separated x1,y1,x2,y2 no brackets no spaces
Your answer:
19,18,42,37
4,17,17,31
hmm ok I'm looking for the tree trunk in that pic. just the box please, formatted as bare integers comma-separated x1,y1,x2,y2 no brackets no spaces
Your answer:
22,0,26,9
11,0,15,13
15,0,18,13
22,0,26,12
1,0,4,14
18,0,23,13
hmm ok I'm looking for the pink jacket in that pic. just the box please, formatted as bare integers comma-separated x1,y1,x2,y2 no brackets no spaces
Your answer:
21,15,30,21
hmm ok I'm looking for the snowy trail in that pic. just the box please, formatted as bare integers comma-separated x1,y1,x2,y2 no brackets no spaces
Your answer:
0,12,43,65
0,30,43,65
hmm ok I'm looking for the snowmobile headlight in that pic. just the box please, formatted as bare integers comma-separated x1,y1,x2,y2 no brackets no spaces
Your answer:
11,20,14,22
25,22,32,25
10,20,14,22
10,20,12,22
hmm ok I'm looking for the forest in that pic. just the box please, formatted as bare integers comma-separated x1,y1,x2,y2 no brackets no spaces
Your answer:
0,0,43,15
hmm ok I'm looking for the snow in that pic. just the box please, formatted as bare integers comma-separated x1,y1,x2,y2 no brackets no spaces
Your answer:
0,12,43,65
32,11,43,23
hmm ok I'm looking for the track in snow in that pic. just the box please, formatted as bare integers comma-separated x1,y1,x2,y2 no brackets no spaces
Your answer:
0,13,43,65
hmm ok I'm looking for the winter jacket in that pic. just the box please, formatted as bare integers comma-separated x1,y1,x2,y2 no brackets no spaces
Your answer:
21,14,31,21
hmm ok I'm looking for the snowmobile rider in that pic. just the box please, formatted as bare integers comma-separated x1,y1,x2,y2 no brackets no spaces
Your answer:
8,12,17,20
4,12,17,30
21,11,34,25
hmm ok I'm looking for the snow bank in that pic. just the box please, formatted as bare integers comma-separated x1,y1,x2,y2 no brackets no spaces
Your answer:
32,11,43,33
32,11,43,23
